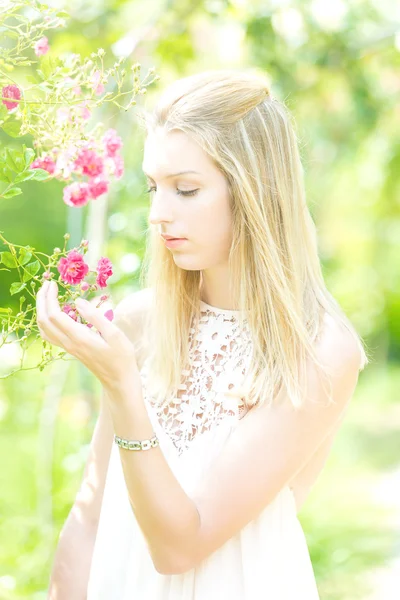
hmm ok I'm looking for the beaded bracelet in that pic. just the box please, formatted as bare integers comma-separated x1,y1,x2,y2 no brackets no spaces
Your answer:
114,433,159,451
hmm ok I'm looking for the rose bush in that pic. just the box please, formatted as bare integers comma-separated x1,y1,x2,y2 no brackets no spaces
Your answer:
0,231,115,376
0,2,158,203
0,0,159,377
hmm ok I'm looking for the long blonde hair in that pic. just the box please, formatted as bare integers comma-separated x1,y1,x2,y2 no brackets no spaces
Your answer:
137,69,370,413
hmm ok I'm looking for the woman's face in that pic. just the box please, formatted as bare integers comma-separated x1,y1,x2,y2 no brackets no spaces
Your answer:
143,128,233,272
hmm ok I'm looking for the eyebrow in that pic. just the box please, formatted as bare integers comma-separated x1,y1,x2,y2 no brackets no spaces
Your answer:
142,168,202,180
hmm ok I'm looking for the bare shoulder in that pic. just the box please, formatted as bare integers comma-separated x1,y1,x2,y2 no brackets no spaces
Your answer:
317,312,363,373
113,287,153,369
114,286,153,323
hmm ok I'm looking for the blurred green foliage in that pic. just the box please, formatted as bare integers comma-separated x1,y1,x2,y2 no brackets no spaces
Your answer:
0,0,399,598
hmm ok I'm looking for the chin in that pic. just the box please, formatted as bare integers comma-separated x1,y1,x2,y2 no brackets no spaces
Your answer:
172,255,204,271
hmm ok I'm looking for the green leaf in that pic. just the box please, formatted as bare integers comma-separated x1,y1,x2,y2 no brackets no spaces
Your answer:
10,282,27,296
5,148,19,172
41,56,54,79
1,252,18,268
14,170,37,184
26,75,38,84
0,105,8,120
9,147,25,171
30,168,51,181
22,260,40,282
2,187,22,199
23,146,36,167
0,167,13,183
18,248,33,266
3,31,19,39
2,120,22,138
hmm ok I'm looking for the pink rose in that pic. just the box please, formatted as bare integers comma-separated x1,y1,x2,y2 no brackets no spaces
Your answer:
54,146,77,180
62,304,78,321
74,149,104,178
88,177,109,199
1,84,21,111
30,155,56,174
102,128,123,157
63,181,91,207
57,251,89,285
34,36,50,57
96,256,113,289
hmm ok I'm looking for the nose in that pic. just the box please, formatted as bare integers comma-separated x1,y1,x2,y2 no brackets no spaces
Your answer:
148,191,175,227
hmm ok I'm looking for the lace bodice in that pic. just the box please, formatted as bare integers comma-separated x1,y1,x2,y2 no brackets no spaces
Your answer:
88,304,320,599
141,300,254,457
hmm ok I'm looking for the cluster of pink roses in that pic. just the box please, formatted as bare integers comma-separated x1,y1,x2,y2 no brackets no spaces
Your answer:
29,129,124,207
46,243,114,326
1,34,123,208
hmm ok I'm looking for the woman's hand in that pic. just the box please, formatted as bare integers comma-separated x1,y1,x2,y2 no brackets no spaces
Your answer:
36,279,139,391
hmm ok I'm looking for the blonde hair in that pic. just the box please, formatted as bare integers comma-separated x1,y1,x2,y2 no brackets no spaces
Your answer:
136,69,370,413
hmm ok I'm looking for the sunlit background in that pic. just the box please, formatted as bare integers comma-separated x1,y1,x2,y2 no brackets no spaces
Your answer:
0,0,399,598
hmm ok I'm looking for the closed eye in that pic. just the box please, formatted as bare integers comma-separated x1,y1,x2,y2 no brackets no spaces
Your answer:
145,186,199,197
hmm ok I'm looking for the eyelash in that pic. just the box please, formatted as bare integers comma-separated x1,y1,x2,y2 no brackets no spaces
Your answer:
145,186,199,197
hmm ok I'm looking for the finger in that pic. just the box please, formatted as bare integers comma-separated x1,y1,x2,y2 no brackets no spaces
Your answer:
47,281,106,349
36,281,59,344
36,280,50,326
74,298,120,346
36,280,79,351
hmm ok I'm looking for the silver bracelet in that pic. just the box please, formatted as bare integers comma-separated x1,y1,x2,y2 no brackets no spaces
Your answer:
114,433,159,451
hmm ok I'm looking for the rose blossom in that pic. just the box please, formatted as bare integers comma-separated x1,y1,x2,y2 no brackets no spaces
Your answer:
88,177,109,199
63,181,91,207
102,128,123,157
30,155,56,174
57,250,89,285
1,84,21,111
53,146,76,180
62,304,78,321
74,149,104,178
96,256,113,288
34,36,50,57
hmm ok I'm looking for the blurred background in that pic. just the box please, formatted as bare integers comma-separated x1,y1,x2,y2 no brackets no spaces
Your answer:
0,0,399,598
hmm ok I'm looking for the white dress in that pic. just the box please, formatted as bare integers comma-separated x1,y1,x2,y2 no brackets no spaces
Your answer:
87,300,320,599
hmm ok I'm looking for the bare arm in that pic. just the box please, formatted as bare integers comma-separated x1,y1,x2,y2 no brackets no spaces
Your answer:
47,287,152,598
47,390,114,599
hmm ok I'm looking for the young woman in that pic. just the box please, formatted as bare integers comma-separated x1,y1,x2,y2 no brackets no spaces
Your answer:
43,69,369,599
